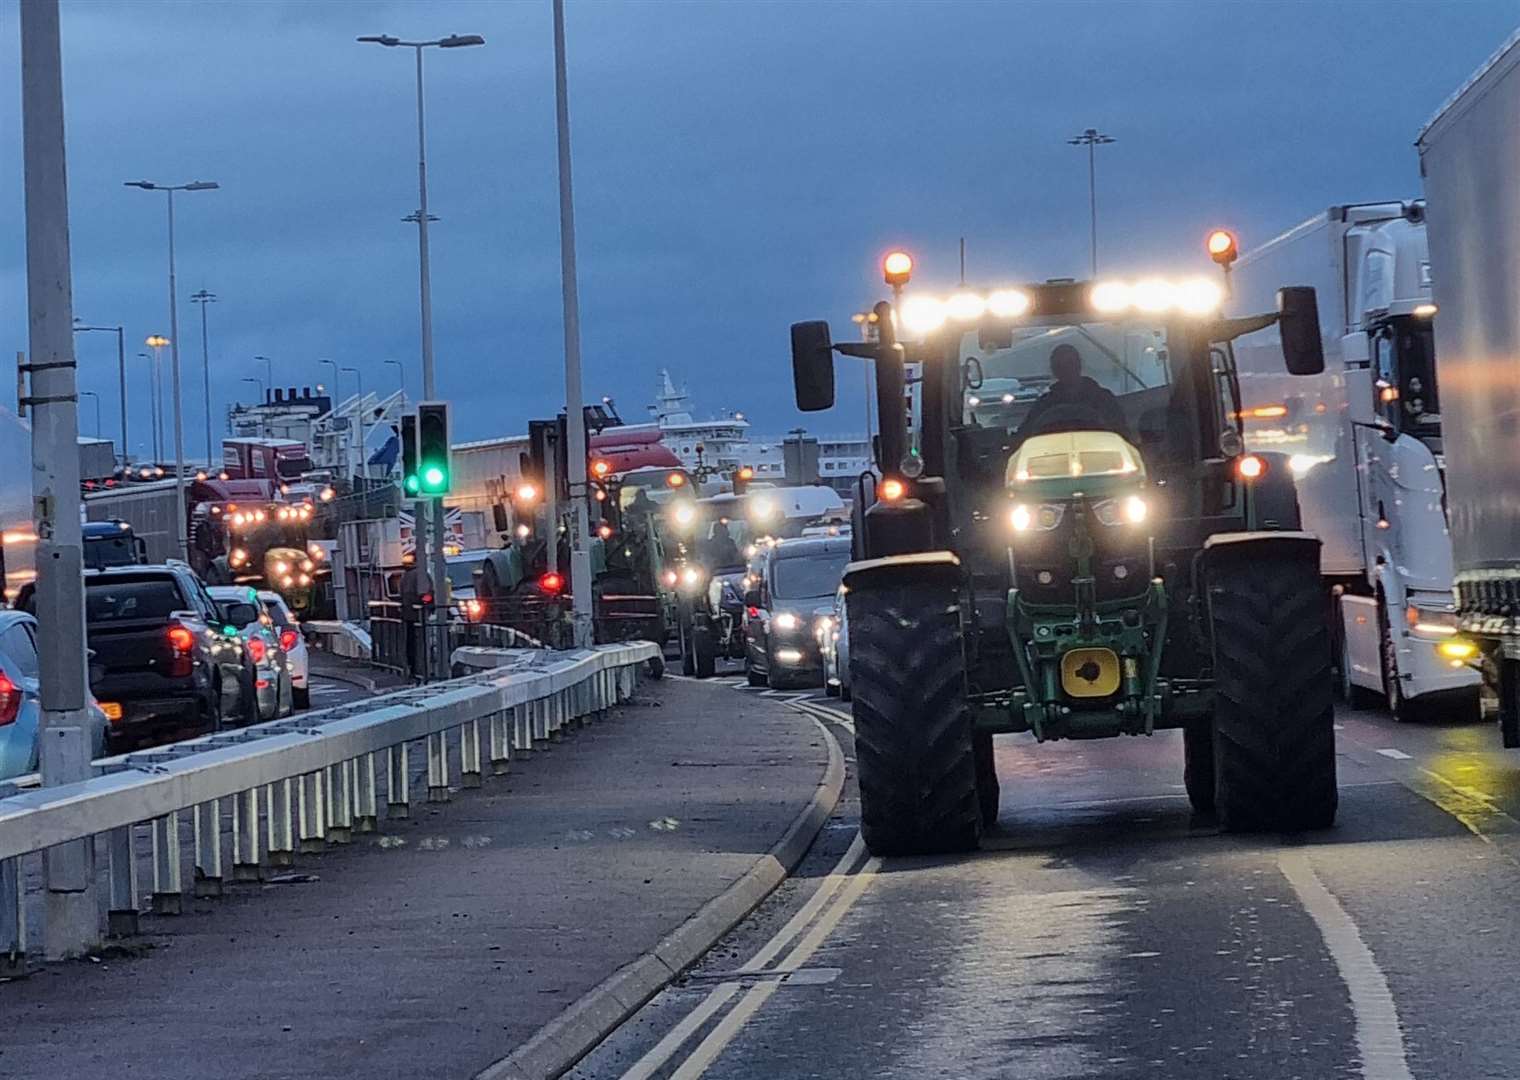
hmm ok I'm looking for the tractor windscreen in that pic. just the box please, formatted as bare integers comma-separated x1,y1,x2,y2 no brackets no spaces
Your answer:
960,318,1175,444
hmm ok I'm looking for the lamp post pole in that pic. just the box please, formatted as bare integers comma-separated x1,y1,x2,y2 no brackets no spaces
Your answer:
126,179,218,561
73,323,127,465
359,28,484,677
190,289,216,468
1067,128,1115,278
384,358,405,399
342,366,367,479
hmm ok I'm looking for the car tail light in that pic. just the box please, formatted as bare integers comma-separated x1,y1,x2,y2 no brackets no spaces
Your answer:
165,624,195,677
247,637,267,663
280,629,299,652
540,572,564,594
746,606,760,619
166,625,195,653
0,673,18,727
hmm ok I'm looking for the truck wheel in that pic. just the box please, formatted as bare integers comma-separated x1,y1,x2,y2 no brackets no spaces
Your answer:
1378,605,1423,723
974,731,999,826
693,624,717,679
679,617,696,677
1207,546,1337,832
850,581,981,855
1183,722,1215,814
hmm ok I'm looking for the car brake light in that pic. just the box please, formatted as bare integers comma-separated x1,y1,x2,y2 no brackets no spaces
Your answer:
280,629,298,651
247,637,266,663
166,625,195,653
0,673,18,726
747,606,760,619
540,572,564,594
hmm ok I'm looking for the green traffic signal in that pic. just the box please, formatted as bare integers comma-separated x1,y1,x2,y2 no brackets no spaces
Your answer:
404,474,420,494
421,464,447,492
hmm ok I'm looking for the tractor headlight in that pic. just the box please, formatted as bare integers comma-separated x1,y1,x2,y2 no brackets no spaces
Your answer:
1093,495,1148,527
1010,503,1064,533
773,612,800,632
681,566,705,591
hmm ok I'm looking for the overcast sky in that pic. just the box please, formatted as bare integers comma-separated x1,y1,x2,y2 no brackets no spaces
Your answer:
3,0,1518,458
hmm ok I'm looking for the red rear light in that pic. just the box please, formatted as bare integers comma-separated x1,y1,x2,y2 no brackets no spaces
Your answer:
0,673,18,727
166,626,195,653
279,629,299,651
247,637,266,663
746,606,760,619
540,572,564,594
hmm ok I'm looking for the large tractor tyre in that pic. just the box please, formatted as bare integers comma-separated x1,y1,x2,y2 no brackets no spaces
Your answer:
1182,722,1215,815
1207,547,1338,832
693,623,717,679
850,581,982,856
974,731,1000,827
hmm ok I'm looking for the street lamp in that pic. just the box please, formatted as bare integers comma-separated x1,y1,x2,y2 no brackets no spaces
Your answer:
254,354,272,398
126,178,219,560
72,321,127,464
1067,128,1115,278
240,377,265,438
341,365,367,478
358,29,483,673
145,335,169,461
79,390,101,439
190,289,216,467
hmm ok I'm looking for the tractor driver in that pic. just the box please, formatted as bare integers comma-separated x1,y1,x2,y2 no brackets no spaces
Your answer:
1013,343,1131,446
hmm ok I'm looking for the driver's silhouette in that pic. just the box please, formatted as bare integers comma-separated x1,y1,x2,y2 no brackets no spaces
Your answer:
1013,344,1130,444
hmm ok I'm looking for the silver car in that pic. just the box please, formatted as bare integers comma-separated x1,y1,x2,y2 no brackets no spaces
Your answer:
0,611,107,780
209,586,293,722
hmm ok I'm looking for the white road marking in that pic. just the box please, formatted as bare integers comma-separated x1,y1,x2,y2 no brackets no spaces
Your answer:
1279,851,1414,1080
1375,748,1413,760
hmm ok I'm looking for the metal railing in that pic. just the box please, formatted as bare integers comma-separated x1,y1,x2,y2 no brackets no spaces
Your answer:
0,641,656,974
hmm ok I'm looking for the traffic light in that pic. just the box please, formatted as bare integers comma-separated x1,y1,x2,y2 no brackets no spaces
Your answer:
417,401,450,496
401,414,419,496
733,465,754,496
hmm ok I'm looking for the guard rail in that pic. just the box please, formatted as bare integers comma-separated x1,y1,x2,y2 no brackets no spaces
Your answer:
0,640,657,975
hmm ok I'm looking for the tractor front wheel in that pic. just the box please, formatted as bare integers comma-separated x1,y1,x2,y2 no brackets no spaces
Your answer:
1207,544,1337,832
849,581,981,856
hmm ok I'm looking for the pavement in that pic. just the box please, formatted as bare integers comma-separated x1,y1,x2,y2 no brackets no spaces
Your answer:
570,676,1520,1080
0,672,835,1080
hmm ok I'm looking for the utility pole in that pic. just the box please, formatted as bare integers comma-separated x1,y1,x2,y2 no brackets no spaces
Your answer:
553,0,594,648
191,289,216,468
21,0,98,959
1067,127,1115,278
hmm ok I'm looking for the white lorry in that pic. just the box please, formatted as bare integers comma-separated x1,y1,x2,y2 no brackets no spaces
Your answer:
1418,31,1520,745
1231,202,1478,719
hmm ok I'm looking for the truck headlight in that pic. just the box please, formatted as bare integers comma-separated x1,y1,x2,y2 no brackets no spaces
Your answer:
1438,638,1477,663
1406,603,1459,638
1010,504,1063,532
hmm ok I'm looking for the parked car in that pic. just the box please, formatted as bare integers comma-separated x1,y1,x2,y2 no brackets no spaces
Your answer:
86,564,258,752
0,611,108,780
209,586,293,722
257,589,310,709
743,536,851,689
821,582,851,701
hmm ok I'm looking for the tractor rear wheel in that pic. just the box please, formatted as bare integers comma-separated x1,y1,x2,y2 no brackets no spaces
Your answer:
850,581,981,856
1182,722,1215,814
1207,545,1338,832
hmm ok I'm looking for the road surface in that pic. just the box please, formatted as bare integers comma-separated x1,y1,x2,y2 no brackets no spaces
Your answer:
574,677,1520,1080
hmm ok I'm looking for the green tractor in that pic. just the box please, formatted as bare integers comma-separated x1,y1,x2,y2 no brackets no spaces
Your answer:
791,259,1336,855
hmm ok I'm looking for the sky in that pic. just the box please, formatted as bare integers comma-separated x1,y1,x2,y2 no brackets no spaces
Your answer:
3,0,1518,460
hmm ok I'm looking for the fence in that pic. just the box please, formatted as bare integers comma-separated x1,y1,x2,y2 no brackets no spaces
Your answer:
0,641,656,974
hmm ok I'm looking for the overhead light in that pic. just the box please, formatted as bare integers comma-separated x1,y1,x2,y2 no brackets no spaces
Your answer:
987,289,1031,317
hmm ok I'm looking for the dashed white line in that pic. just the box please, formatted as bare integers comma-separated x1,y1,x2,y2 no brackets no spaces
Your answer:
1279,851,1414,1080
1375,748,1413,760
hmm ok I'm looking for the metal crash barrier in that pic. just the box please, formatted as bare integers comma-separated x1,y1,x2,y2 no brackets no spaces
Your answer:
0,641,657,974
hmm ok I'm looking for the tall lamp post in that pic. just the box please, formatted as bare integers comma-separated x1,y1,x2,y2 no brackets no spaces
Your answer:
1067,127,1115,278
126,179,218,561
190,289,216,467
358,29,484,676
145,335,169,461
72,321,127,465
342,365,367,478
384,358,405,399
137,351,156,461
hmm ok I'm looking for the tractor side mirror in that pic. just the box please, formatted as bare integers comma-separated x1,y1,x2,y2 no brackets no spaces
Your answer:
791,321,836,412
1278,286,1325,376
